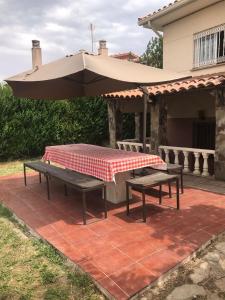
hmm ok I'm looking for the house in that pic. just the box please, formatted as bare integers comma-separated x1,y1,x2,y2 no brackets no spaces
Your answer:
105,0,225,180
111,52,140,63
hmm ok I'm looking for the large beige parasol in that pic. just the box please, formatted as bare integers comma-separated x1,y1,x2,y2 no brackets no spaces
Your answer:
5,50,190,153
6,51,190,100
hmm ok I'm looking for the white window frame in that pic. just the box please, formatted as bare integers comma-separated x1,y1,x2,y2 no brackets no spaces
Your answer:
193,24,225,69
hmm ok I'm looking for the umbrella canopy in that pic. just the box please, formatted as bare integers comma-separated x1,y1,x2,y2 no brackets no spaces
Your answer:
5,51,190,100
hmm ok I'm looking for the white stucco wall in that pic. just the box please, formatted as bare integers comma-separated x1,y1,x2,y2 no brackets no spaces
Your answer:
163,1,225,75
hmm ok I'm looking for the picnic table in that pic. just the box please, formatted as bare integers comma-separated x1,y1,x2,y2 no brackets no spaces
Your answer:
43,144,166,203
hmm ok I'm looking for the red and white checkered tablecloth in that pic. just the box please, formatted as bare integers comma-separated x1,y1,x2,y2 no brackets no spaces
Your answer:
43,144,166,182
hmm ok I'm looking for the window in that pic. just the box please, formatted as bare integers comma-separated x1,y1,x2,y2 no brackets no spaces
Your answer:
193,24,225,68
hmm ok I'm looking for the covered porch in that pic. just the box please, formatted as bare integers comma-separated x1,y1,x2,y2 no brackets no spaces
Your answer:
105,74,225,180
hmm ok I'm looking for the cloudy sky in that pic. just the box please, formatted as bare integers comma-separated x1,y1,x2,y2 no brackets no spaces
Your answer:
0,0,169,81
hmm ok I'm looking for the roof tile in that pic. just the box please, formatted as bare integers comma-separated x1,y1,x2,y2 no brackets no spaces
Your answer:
105,74,225,99
138,0,180,22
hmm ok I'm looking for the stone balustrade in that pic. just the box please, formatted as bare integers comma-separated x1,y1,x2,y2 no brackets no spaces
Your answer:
117,141,151,153
159,146,215,176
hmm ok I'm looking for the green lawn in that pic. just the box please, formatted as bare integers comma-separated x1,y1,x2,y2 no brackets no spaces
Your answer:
0,159,38,177
0,161,104,299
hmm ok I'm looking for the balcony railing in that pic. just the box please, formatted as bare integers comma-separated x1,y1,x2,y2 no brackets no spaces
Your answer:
159,146,215,177
117,140,151,153
117,141,215,177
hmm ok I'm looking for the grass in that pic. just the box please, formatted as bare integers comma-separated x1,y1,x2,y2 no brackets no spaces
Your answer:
0,160,104,299
0,158,39,177
0,204,103,300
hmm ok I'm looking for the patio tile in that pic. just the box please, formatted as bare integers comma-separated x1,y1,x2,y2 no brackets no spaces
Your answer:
79,260,106,281
98,277,129,300
117,236,172,262
90,247,134,276
139,249,184,276
184,229,212,246
167,241,198,259
88,219,122,236
2,173,225,299
109,263,156,297
202,222,225,235
62,227,98,245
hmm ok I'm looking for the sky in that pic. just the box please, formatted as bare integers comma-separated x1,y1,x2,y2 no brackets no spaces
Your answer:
0,0,169,81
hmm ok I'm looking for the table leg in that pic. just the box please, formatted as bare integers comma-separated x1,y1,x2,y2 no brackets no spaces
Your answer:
159,184,162,205
176,178,180,210
142,191,146,222
82,192,87,225
46,175,50,200
126,183,130,216
24,164,27,186
103,186,107,219
105,171,132,204
181,169,184,194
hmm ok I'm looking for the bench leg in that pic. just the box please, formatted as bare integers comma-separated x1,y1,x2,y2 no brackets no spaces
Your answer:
126,183,130,216
82,192,87,225
176,178,180,210
64,184,68,196
159,184,162,205
103,186,107,219
39,173,42,184
23,164,27,186
46,175,50,200
142,191,146,222
180,169,184,194
168,182,172,198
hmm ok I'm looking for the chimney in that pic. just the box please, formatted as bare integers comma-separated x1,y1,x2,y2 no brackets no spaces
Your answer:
98,40,108,56
32,40,42,68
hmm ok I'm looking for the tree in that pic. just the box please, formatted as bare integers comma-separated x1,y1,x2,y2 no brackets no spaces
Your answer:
140,36,163,69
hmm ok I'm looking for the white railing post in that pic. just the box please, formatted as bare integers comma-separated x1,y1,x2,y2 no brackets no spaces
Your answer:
158,148,163,158
193,152,201,175
164,149,170,163
183,151,189,173
202,152,209,177
116,141,151,153
174,150,179,165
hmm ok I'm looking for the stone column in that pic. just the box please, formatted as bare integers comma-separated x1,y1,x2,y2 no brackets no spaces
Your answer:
150,95,168,154
134,113,141,141
214,88,225,180
107,100,122,148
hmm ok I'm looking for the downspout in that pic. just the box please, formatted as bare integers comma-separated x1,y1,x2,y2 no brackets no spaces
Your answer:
146,21,162,38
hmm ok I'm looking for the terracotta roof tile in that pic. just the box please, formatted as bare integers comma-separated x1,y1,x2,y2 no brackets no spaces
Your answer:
105,74,225,100
138,0,180,22
111,52,140,62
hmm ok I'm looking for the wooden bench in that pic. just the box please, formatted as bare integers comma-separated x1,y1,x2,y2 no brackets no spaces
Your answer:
149,163,184,194
126,172,180,222
23,161,107,225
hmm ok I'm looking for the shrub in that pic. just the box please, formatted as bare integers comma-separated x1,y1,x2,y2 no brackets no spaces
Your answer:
0,84,108,161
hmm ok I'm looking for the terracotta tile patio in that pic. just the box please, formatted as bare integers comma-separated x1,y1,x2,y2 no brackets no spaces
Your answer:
1,172,225,299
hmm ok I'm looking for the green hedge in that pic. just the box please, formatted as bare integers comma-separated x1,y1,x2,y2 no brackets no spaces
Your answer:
0,85,108,161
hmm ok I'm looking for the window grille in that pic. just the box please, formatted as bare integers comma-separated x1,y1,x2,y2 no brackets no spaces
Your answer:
193,24,225,68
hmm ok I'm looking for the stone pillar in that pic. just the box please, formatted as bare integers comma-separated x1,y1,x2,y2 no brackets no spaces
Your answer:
150,95,168,154
214,88,225,180
134,113,141,141
107,100,122,148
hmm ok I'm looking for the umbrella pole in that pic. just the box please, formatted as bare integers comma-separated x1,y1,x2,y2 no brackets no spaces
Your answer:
141,86,149,154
